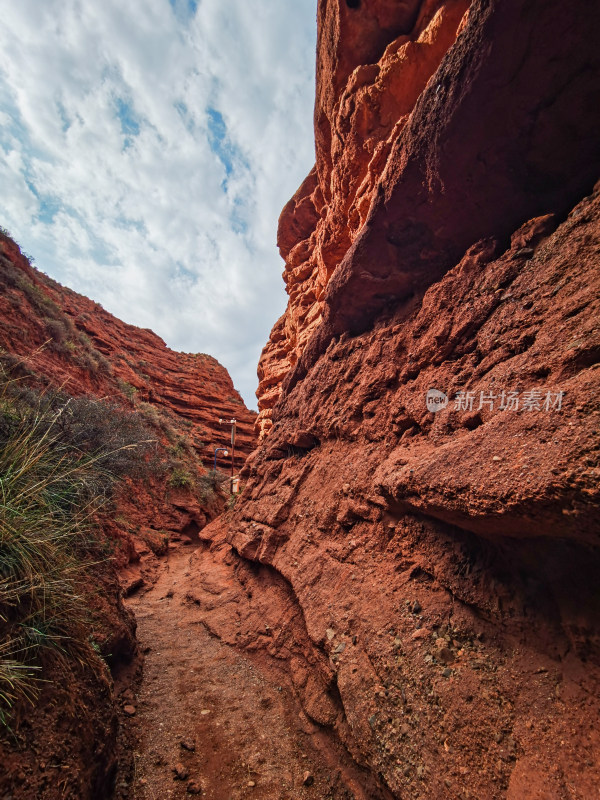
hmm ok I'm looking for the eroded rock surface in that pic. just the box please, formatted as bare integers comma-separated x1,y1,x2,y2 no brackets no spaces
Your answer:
197,185,600,800
257,0,600,436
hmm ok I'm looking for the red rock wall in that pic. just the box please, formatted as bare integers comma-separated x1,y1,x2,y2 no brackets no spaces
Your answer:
257,0,600,436
198,186,600,799
196,1,600,797
258,0,472,436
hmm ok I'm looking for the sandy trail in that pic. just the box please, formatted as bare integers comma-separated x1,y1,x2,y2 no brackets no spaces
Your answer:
124,546,362,800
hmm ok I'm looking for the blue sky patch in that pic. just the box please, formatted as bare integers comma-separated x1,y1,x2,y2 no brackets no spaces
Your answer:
169,0,198,22
36,196,62,225
115,97,140,137
206,106,233,179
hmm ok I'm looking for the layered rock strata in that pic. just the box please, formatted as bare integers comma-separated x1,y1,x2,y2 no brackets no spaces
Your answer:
0,233,257,584
257,0,600,436
0,234,256,464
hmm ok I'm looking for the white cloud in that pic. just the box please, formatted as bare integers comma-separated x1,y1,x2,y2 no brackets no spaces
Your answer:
0,0,316,408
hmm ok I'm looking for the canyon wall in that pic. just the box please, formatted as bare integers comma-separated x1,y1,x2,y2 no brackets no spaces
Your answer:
193,0,600,798
257,0,600,437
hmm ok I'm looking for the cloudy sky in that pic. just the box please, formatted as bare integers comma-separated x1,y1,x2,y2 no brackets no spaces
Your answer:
0,0,317,408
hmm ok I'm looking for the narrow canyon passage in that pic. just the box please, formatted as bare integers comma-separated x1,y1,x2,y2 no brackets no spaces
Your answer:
123,545,369,800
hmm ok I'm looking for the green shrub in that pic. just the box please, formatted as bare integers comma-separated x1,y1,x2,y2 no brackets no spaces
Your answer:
197,469,227,504
0,366,158,725
137,401,160,425
167,467,192,488
117,379,137,402
52,395,159,482
44,316,72,347
0,398,106,721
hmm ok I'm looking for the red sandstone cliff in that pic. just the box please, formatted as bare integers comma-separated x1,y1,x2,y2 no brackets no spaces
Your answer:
188,1,600,798
257,0,600,438
258,0,472,435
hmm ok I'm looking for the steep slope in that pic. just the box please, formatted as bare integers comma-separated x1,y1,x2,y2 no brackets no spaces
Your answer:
0,232,256,464
188,1,600,798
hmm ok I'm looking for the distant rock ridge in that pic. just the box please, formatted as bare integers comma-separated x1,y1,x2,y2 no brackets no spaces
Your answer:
0,231,257,465
0,229,257,587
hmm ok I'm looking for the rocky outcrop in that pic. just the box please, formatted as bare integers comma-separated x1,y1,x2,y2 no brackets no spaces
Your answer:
257,0,600,436
198,1,600,798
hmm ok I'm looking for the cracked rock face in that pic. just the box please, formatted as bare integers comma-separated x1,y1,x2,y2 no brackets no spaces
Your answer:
209,1,600,797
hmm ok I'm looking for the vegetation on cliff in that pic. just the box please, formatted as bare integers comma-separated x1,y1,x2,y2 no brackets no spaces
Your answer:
0,362,156,727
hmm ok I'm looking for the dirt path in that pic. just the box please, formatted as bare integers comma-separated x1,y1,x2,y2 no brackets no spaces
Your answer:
123,547,364,800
